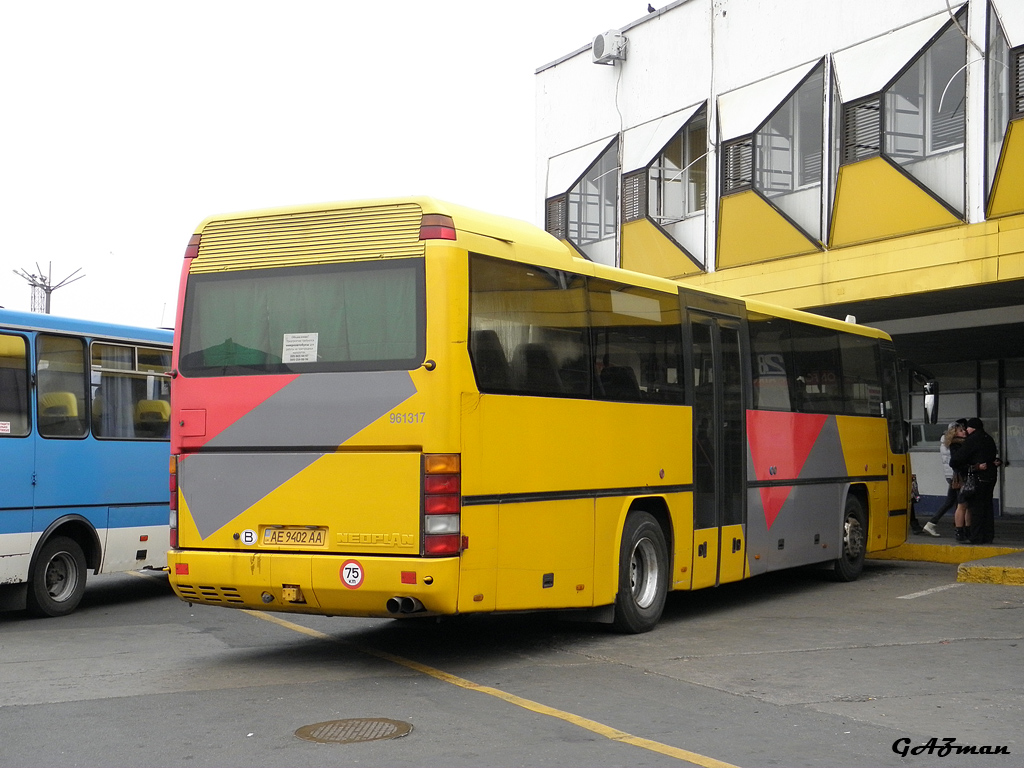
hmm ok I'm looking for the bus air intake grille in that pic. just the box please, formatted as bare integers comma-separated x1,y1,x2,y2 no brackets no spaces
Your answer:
176,584,244,604
294,718,413,744
191,203,425,272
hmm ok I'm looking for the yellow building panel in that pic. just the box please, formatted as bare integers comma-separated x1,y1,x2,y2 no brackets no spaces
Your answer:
621,219,702,277
989,119,1024,219
830,157,960,248
682,209,1024,313
717,190,820,268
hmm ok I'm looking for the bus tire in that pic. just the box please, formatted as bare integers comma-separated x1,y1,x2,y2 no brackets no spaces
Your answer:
27,536,88,618
613,511,668,634
832,495,866,582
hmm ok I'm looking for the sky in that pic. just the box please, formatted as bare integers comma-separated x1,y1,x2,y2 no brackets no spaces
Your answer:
0,1,638,328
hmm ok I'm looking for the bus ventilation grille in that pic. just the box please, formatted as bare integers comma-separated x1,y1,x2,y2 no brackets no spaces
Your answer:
176,584,244,604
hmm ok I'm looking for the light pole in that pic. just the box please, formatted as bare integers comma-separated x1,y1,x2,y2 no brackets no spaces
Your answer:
13,262,85,314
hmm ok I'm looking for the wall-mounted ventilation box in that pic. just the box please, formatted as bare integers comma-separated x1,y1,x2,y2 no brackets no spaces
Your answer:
592,31,627,64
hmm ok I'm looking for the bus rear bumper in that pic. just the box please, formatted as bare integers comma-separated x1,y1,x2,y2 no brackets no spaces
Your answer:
167,549,460,618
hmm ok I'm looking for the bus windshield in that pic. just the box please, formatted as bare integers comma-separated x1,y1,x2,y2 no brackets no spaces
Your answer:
178,259,425,376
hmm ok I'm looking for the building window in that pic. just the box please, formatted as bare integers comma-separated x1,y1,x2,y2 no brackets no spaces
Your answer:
840,11,967,215
647,108,707,225
756,64,824,195
842,98,882,163
546,195,568,240
755,61,825,239
566,139,618,265
986,7,1010,194
621,172,647,223
721,138,753,195
1015,47,1024,119
884,18,966,162
719,62,825,240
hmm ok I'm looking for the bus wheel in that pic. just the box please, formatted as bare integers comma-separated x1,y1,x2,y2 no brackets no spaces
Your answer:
832,496,866,582
613,512,668,634
27,536,88,618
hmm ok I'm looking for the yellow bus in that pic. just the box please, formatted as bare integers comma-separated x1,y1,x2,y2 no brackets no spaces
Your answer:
168,197,913,633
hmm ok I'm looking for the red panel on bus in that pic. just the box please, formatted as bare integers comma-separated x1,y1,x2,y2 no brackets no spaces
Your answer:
172,374,297,449
747,410,828,529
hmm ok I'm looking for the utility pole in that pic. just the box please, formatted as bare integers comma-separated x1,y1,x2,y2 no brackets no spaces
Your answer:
13,263,85,314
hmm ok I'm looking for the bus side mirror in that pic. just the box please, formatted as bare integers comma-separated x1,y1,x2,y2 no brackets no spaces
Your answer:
923,380,939,425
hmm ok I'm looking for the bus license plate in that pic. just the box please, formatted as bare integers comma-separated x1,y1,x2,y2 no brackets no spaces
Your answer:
263,527,328,547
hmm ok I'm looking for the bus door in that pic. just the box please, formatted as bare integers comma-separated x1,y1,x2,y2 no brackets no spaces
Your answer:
32,334,96,527
687,306,747,590
880,342,910,546
0,330,34,577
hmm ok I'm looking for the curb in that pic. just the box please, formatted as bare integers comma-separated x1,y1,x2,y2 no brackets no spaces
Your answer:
867,542,1024,586
956,552,1024,586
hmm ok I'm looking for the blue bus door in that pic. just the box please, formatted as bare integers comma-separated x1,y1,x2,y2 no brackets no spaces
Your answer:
0,330,35,581
31,334,106,539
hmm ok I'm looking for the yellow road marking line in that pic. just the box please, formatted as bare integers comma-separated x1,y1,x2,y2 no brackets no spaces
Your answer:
245,610,740,768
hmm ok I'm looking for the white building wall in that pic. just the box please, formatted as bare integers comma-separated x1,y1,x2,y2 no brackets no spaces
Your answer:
534,0,1021,225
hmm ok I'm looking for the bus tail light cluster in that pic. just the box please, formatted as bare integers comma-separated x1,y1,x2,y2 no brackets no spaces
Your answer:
418,214,457,241
423,454,461,556
169,455,179,548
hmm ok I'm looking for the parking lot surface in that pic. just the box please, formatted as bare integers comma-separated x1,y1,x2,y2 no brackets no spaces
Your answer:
0,558,1020,767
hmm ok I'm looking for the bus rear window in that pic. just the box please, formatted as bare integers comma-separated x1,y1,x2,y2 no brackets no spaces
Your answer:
178,260,426,376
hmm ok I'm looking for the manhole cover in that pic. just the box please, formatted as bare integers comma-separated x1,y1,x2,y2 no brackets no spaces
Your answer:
294,718,413,744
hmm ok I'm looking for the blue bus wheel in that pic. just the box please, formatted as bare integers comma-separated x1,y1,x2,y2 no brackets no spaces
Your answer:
27,536,88,618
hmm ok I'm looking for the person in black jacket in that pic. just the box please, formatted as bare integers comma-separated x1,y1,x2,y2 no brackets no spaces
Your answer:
949,417,999,544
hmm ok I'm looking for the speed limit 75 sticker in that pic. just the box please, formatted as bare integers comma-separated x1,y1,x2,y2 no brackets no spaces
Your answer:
340,559,364,589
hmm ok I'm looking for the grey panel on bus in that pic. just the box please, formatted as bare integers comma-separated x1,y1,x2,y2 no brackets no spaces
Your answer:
765,483,845,571
185,370,417,540
206,370,416,449
181,452,326,540
798,416,848,480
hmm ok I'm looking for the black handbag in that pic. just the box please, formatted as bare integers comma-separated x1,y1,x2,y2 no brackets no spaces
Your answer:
960,469,977,500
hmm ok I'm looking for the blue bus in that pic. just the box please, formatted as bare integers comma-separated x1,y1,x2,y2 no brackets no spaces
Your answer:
0,309,172,617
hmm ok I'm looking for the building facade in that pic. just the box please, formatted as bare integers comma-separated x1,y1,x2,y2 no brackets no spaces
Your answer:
536,0,1024,516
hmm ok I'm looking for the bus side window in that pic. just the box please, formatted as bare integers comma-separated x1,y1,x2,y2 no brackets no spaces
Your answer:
37,334,87,439
135,399,170,438
748,314,794,411
0,333,30,437
512,342,564,395
469,330,512,392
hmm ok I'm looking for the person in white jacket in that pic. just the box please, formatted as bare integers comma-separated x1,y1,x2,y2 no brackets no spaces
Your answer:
922,419,966,537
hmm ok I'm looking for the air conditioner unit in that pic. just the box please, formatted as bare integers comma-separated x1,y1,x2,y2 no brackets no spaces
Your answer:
592,31,627,65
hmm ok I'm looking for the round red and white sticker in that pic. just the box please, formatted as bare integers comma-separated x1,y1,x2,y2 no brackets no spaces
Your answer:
340,559,364,589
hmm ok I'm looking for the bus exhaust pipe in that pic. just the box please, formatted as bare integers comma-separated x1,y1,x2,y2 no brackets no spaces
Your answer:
400,596,424,613
387,596,424,614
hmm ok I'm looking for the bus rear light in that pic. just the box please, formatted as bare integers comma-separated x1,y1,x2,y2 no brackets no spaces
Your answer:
423,453,461,556
418,214,457,241
424,454,460,474
169,454,178,510
424,514,459,534
424,495,459,515
424,534,461,556
183,233,201,260
424,474,460,495
169,455,179,547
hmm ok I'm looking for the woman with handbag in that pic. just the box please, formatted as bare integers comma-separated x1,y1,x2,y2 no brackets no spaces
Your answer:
923,420,967,537
950,418,1000,544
